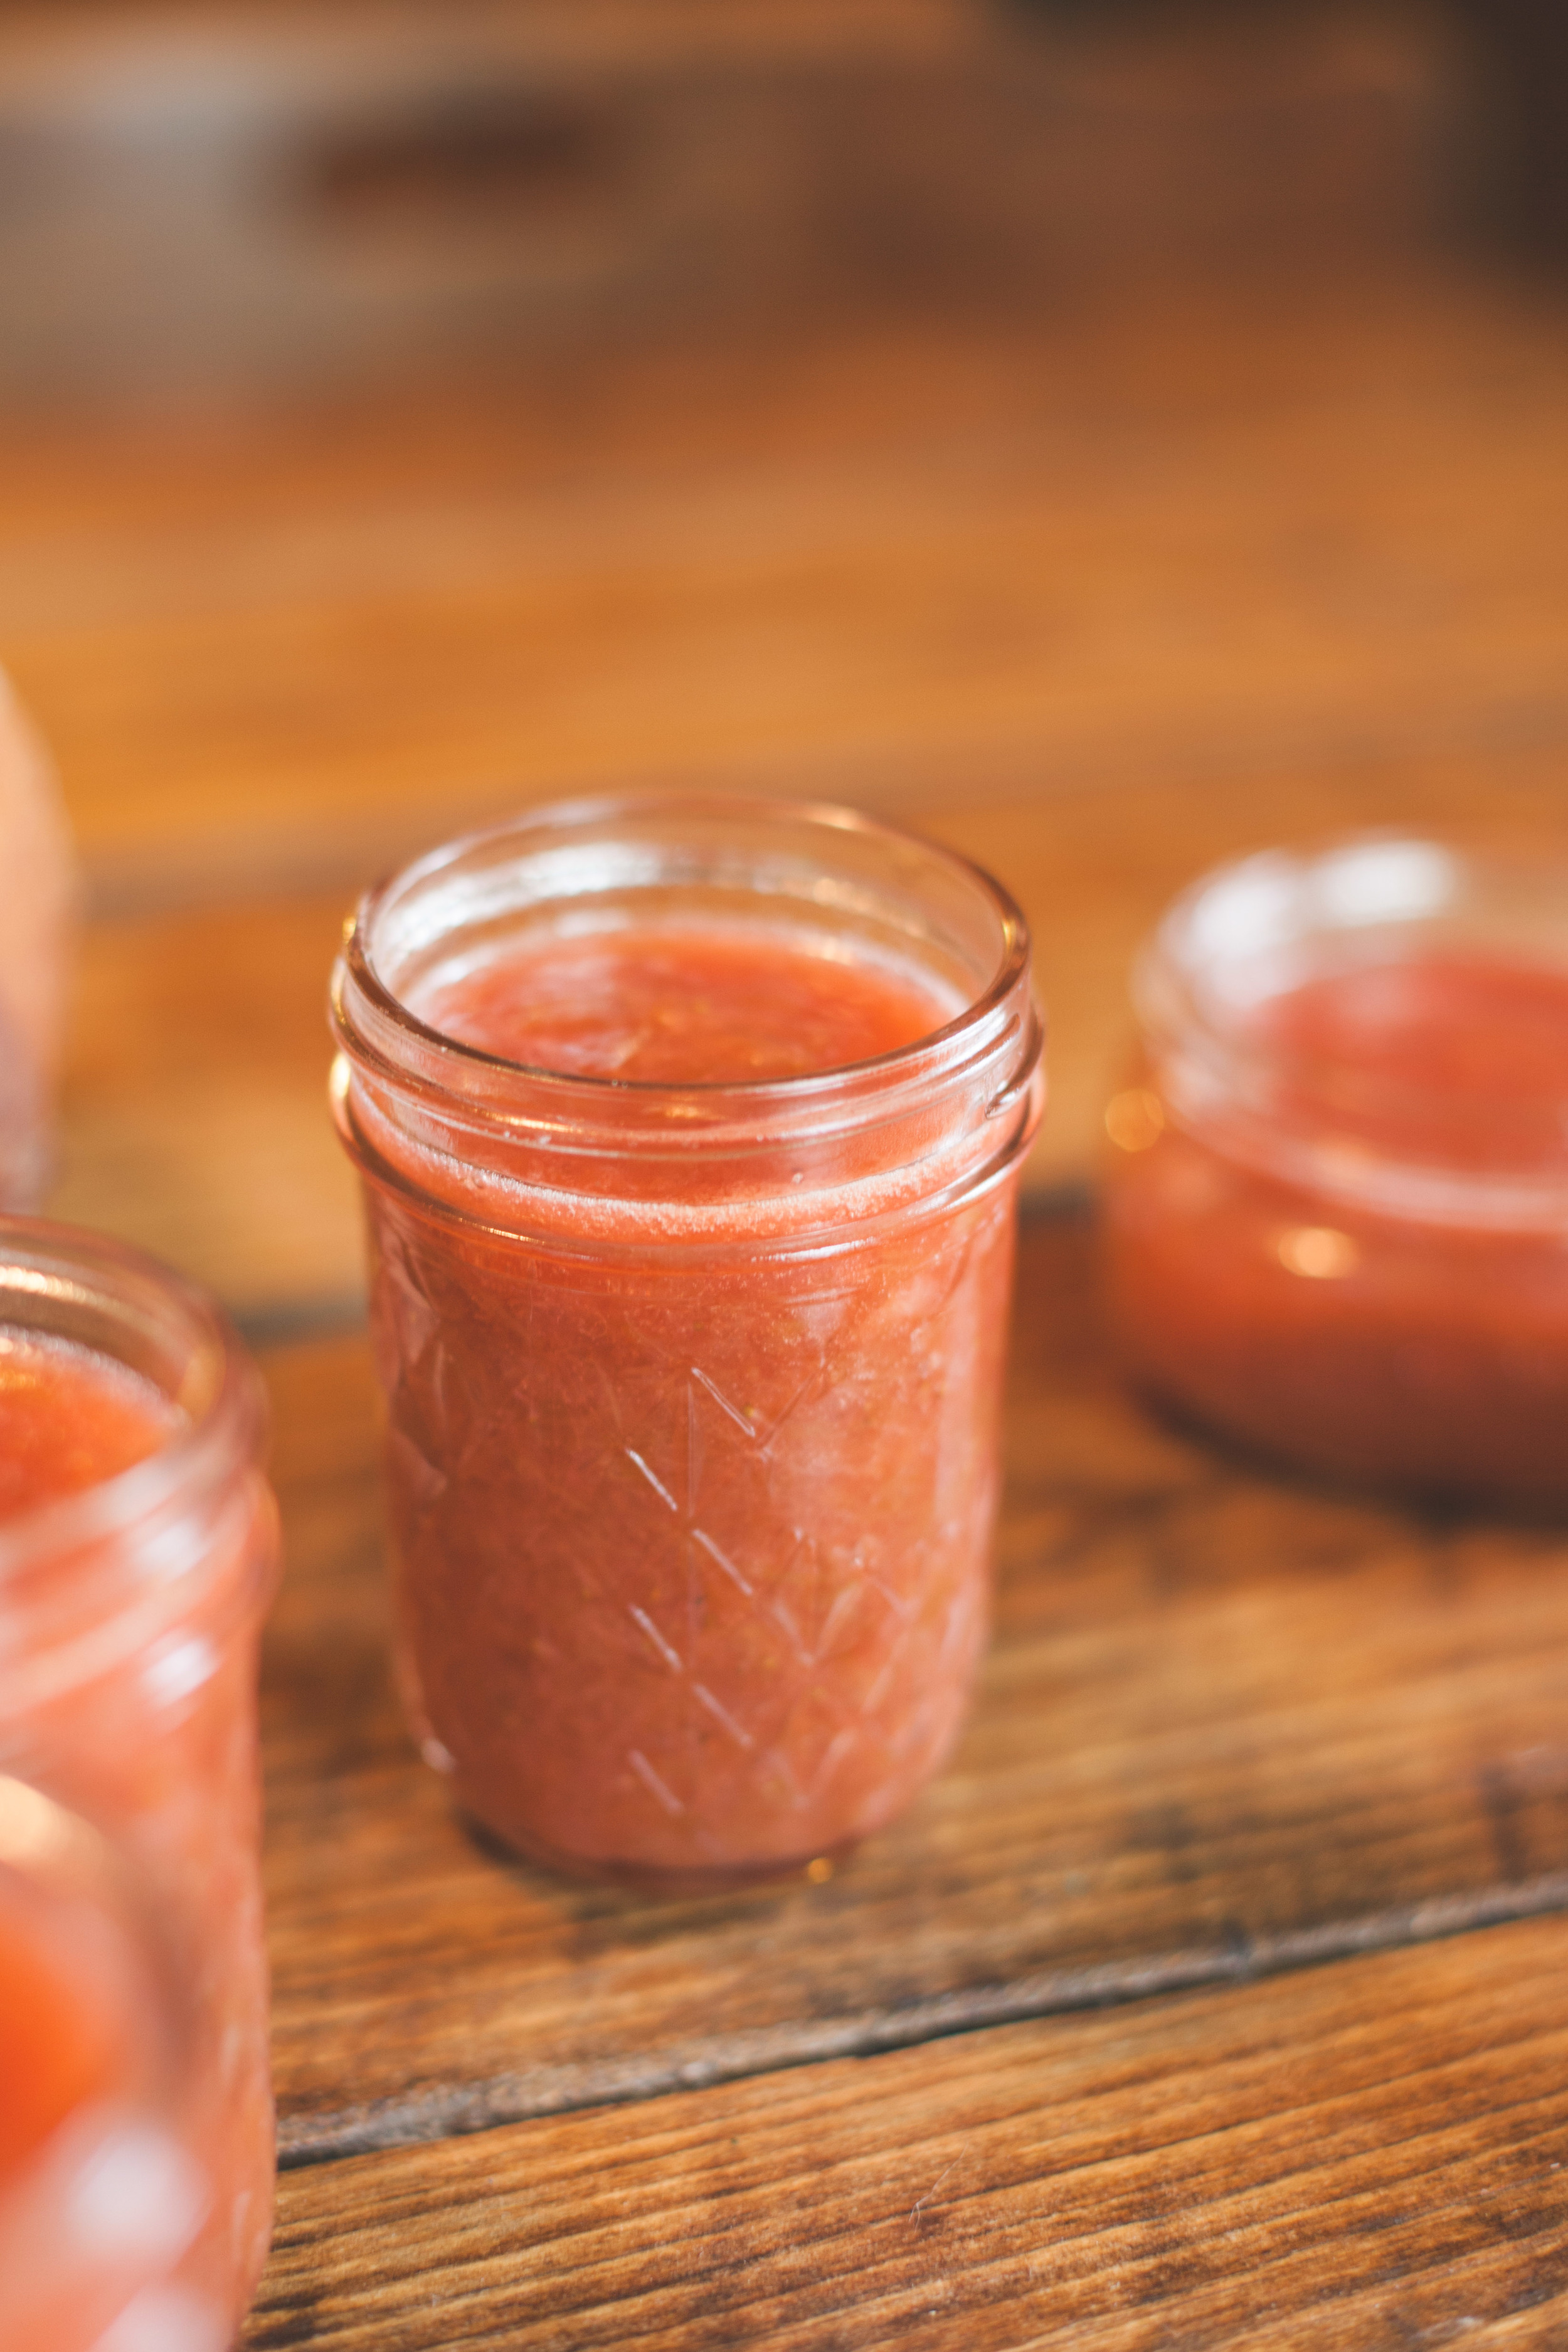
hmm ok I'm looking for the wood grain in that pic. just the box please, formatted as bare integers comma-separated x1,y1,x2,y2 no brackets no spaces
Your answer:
3,284,1566,914
257,1212,1568,2164
245,1914,1568,2348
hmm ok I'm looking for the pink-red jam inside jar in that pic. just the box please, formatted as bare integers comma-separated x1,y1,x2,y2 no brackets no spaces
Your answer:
0,1333,181,1518
332,797,1043,1888
0,1221,279,2343
421,926,945,1083
1104,836,1568,1507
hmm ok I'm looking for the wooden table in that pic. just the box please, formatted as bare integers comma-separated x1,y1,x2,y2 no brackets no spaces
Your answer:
8,269,1568,2344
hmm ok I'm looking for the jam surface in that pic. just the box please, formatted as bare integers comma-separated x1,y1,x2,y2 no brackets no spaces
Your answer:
0,1333,179,1522
1109,948,1568,1504
1241,950,1568,1172
420,925,946,1083
1249,950,1568,1104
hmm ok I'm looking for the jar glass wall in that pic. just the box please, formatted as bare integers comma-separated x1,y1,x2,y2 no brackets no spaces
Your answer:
1103,835,1568,1507
332,795,1044,1889
0,1219,280,2341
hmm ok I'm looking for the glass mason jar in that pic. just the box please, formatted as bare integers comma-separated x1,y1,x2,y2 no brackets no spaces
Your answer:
0,1779,228,2352
1103,834,1568,1507
331,795,1044,1890
0,1219,280,2342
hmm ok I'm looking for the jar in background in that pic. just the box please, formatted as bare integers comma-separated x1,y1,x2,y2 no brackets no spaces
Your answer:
1104,835,1568,1507
331,796,1043,1889
0,1219,280,2343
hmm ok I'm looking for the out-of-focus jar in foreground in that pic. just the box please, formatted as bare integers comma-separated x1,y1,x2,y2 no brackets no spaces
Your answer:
1104,835,1568,1508
0,1781,230,2352
0,1220,280,2346
331,796,1044,1889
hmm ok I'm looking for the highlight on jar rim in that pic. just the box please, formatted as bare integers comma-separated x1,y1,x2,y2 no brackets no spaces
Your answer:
331,794,1045,1890
1103,830,1568,1506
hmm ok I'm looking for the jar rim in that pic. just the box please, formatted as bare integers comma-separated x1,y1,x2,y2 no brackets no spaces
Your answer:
337,791,1033,1107
0,1216,266,1588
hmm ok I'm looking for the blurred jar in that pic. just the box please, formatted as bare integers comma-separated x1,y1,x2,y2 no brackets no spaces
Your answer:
331,796,1042,1888
0,1781,226,2352
0,674,75,1207
1103,835,1568,1508
0,1219,280,2341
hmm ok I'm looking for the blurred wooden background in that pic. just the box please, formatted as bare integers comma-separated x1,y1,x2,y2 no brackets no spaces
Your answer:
0,0,1480,406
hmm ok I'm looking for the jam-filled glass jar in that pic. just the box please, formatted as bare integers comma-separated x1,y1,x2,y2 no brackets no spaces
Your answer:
331,795,1043,1889
1104,834,1568,1507
0,1219,280,2343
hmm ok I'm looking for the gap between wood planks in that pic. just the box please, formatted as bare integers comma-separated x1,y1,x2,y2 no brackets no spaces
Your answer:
277,1873,1568,2169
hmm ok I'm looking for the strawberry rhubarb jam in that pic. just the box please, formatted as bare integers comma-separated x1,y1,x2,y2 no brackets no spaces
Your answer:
421,927,942,1083
0,1221,279,2341
333,798,1043,1887
1104,837,1568,1506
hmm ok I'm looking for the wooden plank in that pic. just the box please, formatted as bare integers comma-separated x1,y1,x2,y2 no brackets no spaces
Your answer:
47,732,1568,1316
3,287,1566,911
244,1915,1568,2348
257,1213,1568,2164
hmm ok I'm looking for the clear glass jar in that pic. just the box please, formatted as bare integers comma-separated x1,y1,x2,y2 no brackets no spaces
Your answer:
331,795,1043,1889
0,1779,228,2352
0,1219,280,2341
1103,834,1568,1507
